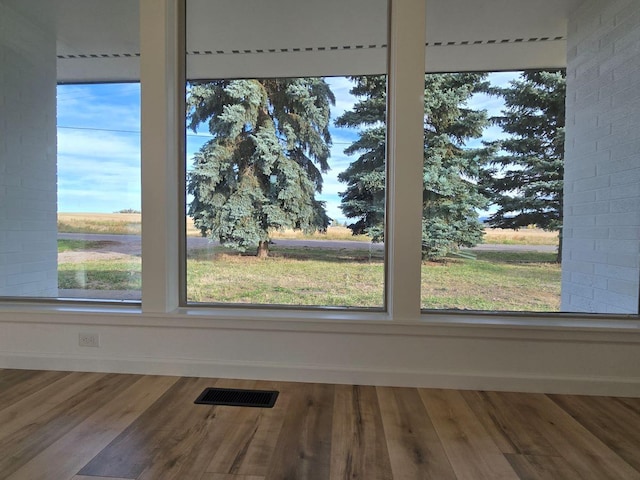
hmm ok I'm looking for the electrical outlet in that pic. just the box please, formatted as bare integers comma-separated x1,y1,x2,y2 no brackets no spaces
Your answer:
79,333,100,347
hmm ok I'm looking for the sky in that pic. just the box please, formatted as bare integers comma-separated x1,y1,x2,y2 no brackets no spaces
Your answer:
56,72,518,221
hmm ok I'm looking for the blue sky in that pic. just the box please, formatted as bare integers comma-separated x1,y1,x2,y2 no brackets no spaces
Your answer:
56,72,517,220
57,83,141,213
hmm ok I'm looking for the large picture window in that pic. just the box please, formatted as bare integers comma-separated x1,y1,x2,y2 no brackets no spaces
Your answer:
418,70,565,313
1,0,637,317
184,0,389,308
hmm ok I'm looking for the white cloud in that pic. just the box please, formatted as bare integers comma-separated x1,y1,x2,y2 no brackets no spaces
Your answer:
58,129,140,161
468,71,520,117
488,71,521,88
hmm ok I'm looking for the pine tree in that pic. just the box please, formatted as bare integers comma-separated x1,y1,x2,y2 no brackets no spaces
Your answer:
336,76,387,242
479,70,565,261
337,74,490,260
187,78,334,257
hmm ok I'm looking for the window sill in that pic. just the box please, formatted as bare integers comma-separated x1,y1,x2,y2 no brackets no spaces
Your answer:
0,300,639,343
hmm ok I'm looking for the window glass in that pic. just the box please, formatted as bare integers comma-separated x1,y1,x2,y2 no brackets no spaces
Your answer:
418,69,638,315
417,71,564,312
185,0,388,308
57,83,141,301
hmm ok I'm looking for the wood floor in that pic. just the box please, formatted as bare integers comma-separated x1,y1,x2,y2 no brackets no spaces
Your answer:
0,370,639,480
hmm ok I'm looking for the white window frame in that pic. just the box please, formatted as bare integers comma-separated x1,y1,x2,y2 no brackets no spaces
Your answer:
140,0,426,318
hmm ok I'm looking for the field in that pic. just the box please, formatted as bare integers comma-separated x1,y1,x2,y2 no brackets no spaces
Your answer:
57,214,562,311
58,213,559,245
484,227,558,246
58,213,143,235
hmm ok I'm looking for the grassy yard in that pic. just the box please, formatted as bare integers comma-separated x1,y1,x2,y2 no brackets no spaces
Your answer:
421,251,560,311
187,246,385,306
58,260,142,291
58,239,117,252
57,241,561,311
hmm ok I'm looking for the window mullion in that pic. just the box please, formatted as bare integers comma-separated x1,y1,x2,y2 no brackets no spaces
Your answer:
386,0,426,321
140,0,183,313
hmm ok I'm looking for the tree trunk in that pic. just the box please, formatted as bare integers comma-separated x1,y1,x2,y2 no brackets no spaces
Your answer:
256,240,269,258
556,227,563,264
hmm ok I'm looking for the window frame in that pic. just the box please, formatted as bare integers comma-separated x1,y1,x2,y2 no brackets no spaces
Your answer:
172,0,426,314
1,0,637,321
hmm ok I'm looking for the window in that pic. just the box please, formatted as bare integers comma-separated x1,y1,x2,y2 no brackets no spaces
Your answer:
57,83,141,301
418,68,639,315
183,0,389,308
417,70,563,312
2,0,637,318
0,0,141,301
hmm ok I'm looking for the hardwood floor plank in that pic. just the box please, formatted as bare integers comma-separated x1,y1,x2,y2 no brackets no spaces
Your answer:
549,394,640,472
0,368,31,386
377,386,456,480
265,382,334,480
79,376,227,479
0,372,138,480
617,397,640,416
7,375,178,480
0,369,637,480
0,369,69,410
0,371,103,441
419,388,519,480
200,474,265,480
461,390,559,456
205,380,291,477
135,379,259,480
329,384,392,480
505,454,582,480
72,476,136,480
501,392,640,480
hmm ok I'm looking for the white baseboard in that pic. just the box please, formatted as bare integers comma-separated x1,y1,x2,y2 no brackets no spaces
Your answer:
2,351,639,397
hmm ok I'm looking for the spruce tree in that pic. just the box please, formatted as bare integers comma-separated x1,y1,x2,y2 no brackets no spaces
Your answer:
187,78,334,257
479,70,565,261
336,76,387,242
337,74,490,260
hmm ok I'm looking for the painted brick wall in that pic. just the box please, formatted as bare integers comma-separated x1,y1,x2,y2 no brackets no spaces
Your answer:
562,0,640,313
0,3,58,297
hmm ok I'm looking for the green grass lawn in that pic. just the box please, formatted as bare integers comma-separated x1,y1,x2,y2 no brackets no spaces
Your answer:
58,260,142,290
58,239,141,290
421,251,560,311
57,244,561,311
57,239,115,252
187,246,385,307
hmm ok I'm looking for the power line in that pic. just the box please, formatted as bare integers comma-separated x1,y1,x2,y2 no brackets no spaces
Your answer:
56,125,354,144
57,125,213,139
57,125,141,135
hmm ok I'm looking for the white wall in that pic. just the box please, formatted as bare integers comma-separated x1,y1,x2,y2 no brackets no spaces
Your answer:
561,0,640,314
0,308,639,396
0,2,58,297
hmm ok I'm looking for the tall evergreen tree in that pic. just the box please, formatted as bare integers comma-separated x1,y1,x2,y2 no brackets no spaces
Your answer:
336,76,387,242
187,78,334,257
337,74,490,260
479,70,565,261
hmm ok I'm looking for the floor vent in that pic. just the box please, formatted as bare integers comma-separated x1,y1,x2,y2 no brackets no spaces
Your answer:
195,387,279,408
